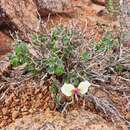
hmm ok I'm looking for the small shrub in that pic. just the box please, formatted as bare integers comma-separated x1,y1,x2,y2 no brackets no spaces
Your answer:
9,40,38,75
95,31,119,52
9,41,29,67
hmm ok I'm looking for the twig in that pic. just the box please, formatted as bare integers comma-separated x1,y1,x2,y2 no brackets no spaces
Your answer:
84,94,130,128
119,76,130,82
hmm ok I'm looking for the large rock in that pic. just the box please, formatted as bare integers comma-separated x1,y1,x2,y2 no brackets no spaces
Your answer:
2,109,127,130
0,0,40,40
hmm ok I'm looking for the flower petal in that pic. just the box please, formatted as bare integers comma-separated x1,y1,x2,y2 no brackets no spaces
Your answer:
78,81,91,95
61,83,74,96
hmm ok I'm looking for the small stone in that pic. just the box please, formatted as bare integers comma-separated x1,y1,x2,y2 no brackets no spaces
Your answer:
29,109,34,114
126,113,130,121
21,106,28,112
0,120,8,127
12,111,19,120
5,95,13,105
22,112,29,116
2,108,8,115
38,93,43,99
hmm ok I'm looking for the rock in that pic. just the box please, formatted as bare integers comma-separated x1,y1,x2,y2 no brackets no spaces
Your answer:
22,112,29,116
91,0,105,6
0,7,9,27
12,111,19,120
36,0,74,17
0,120,8,128
0,32,11,58
3,109,127,130
2,108,8,115
0,0,40,40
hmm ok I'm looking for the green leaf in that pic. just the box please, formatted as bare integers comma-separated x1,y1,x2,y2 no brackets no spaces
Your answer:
10,56,20,67
95,37,112,52
63,35,70,45
47,65,55,73
82,52,90,61
102,38,111,46
54,66,65,76
115,64,124,73
50,85,59,94
15,43,28,56
54,95,61,106
56,59,64,65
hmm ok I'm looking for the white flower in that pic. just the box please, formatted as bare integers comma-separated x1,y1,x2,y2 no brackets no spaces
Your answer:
61,81,91,97
61,83,74,96
78,81,91,94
